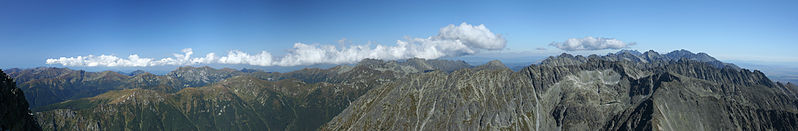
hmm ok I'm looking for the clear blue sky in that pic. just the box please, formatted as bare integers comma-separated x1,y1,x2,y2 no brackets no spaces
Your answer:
1,0,796,68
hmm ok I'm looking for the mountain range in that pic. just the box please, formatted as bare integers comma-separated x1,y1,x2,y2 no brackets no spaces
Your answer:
325,51,797,130
1,49,796,130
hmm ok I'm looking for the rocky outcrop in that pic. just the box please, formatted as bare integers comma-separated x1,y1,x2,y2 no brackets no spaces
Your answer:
0,69,41,131
474,60,508,71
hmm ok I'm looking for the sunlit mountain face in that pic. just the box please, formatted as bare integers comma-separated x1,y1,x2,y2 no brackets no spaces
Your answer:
1,1,797,131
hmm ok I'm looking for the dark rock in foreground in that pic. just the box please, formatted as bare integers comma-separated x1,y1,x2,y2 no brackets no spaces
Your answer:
0,69,41,131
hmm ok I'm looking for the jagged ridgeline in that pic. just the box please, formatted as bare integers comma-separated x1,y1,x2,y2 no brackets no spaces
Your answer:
324,50,798,130
16,50,798,130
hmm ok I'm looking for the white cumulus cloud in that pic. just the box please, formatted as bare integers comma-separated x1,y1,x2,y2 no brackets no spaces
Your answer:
549,37,635,51
218,50,273,66
45,48,218,67
45,22,507,67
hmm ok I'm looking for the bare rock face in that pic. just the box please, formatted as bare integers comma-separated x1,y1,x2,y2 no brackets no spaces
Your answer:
323,51,798,130
0,69,41,131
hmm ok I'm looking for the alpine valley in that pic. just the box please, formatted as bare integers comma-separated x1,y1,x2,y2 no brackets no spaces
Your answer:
2,50,797,130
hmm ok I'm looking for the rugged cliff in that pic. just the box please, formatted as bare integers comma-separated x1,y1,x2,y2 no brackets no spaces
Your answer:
0,69,41,131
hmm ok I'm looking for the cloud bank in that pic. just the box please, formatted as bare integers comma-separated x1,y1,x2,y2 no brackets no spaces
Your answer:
549,37,635,51
46,23,506,67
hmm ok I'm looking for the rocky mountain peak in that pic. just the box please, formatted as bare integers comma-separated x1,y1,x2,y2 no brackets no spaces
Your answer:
642,49,661,56
474,60,508,71
540,53,589,66
617,49,643,56
539,49,740,70
355,58,385,67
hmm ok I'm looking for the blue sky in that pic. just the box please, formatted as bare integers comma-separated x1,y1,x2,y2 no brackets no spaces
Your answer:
1,0,797,68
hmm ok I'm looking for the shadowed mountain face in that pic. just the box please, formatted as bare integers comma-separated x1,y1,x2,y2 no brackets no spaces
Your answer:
21,50,798,130
0,69,41,131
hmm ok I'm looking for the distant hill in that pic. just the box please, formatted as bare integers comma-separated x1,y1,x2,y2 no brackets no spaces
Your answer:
5,66,253,108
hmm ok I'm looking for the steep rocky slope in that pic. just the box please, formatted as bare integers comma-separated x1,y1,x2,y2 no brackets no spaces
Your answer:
0,69,41,131
323,51,798,130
